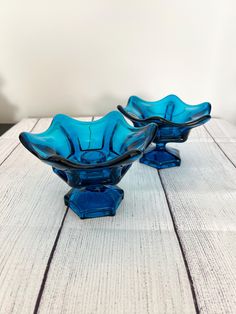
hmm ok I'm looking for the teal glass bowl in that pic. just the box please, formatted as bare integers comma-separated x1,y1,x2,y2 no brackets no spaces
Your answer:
19,111,157,219
118,95,211,169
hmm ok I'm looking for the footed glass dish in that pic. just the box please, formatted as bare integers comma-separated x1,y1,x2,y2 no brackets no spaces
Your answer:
19,111,156,219
118,95,211,169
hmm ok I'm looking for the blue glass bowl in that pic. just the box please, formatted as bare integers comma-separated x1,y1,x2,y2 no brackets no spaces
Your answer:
118,95,211,169
19,111,157,219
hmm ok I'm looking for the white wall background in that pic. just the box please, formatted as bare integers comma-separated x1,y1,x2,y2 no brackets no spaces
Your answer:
0,0,236,123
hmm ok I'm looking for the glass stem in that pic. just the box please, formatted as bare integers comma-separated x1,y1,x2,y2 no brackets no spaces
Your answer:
156,143,166,151
84,185,106,192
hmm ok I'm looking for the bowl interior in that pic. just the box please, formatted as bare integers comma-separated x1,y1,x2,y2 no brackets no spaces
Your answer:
126,95,211,124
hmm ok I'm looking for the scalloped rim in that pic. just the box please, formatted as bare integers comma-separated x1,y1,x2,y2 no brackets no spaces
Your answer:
19,111,157,169
118,95,211,127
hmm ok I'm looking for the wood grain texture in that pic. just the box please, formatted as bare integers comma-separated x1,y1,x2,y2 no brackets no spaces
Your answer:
1,118,38,139
206,118,236,142
0,119,38,165
159,136,236,313
0,117,92,314
205,118,236,166
1,117,235,314
211,142,236,167
187,125,213,143
38,162,196,314
0,138,20,164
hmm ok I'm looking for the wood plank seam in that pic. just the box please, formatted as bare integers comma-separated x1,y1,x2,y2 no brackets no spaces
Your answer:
33,207,69,314
33,116,95,313
157,123,236,313
203,125,236,168
0,118,39,167
157,171,199,314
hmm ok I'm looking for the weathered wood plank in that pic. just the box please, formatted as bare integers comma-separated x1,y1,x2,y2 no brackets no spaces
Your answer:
188,126,212,142
0,119,38,165
206,118,236,142
38,161,196,314
0,138,19,164
212,142,236,166
159,136,236,313
205,119,236,166
2,117,233,313
0,117,92,314
1,118,38,139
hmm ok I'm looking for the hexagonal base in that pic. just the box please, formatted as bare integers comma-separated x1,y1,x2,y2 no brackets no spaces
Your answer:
64,185,124,219
140,144,181,169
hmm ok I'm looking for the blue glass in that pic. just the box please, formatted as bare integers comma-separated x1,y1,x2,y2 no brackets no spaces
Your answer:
19,111,156,219
118,95,211,169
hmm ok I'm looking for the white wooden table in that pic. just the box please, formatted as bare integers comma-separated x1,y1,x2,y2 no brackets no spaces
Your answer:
0,117,235,314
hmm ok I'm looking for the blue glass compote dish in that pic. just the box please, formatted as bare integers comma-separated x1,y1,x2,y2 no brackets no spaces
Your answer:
19,111,156,219
118,95,211,169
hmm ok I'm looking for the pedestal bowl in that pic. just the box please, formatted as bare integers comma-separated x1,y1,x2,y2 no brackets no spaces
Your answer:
118,95,211,169
19,111,156,219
